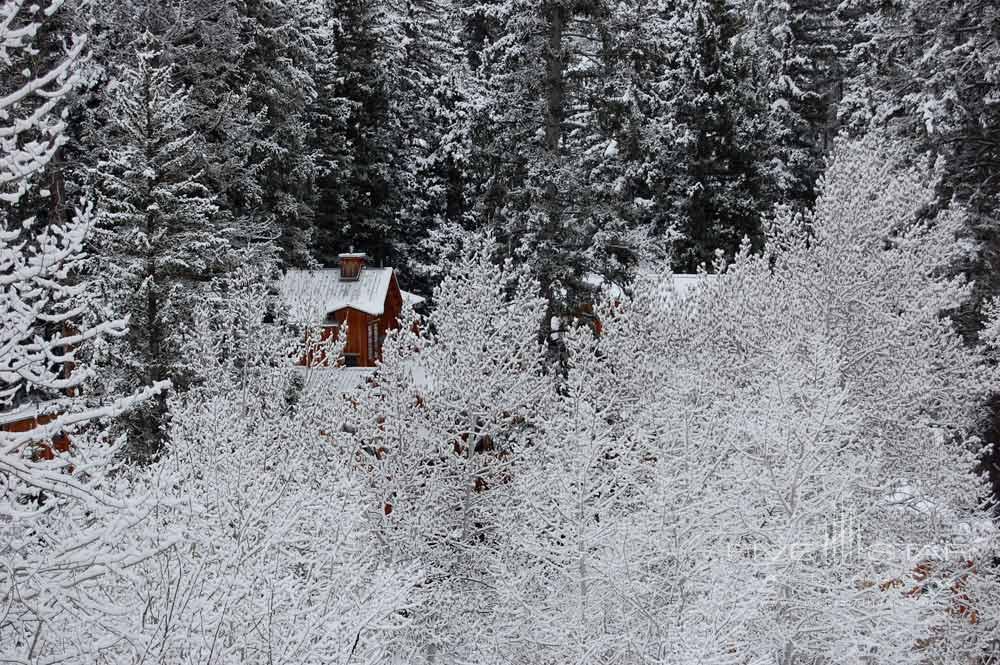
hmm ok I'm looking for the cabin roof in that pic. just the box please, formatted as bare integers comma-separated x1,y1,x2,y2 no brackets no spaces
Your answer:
402,290,426,307
281,267,396,320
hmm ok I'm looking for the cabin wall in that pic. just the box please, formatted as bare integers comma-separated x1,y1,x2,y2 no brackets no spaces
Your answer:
2,413,71,460
379,274,405,358
343,308,373,366
298,308,379,367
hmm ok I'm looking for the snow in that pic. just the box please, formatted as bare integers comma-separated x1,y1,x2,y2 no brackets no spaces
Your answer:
0,398,73,427
583,271,717,301
295,365,375,395
671,273,715,297
281,267,396,321
401,289,426,307
294,360,433,396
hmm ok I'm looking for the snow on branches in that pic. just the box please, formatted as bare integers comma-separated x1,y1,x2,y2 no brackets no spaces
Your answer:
1,3,170,660
0,0,86,206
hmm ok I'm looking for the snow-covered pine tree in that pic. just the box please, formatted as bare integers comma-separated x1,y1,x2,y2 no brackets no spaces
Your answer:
457,0,645,337
741,0,849,209
77,0,280,258
668,0,771,272
874,0,999,327
86,38,231,461
389,0,470,289
232,0,324,267
570,1,683,255
311,0,408,267
300,0,353,260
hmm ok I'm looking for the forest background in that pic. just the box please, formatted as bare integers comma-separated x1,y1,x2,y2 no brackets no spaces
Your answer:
4,0,1000,662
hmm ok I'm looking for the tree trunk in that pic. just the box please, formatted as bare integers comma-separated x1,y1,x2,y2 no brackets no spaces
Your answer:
541,2,567,344
543,3,565,157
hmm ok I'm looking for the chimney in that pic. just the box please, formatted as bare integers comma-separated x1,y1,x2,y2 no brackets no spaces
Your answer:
338,248,366,282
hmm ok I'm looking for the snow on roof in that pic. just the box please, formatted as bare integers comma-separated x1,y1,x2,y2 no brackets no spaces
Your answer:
401,290,426,307
295,366,375,396
281,268,395,321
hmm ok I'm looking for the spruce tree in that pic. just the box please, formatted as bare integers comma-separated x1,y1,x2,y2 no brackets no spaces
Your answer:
868,0,998,331
233,0,324,266
743,0,848,209
311,0,406,267
458,0,643,329
87,40,231,460
669,0,770,272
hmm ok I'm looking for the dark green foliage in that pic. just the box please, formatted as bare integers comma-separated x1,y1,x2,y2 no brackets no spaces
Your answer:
86,42,229,459
311,0,405,268
669,0,770,272
744,0,852,210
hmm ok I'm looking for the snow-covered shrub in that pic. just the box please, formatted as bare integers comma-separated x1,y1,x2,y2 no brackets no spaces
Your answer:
347,235,553,662
0,212,170,662
543,133,1000,664
337,149,999,662
65,274,419,664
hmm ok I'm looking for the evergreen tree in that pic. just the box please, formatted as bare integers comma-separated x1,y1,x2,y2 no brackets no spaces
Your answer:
311,0,406,267
459,0,643,330
743,0,849,209
669,0,770,272
390,0,469,288
78,0,314,265
862,0,999,332
233,0,324,266
86,40,232,460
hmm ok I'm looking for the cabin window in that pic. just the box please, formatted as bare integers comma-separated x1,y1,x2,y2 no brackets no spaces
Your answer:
342,353,360,368
367,321,379,360
321,313,340,343
321,323,339,340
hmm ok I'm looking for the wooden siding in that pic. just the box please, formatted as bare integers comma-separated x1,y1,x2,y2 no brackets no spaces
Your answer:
378,273,405,360
2,413,71,460
298,271,408,368
343,307,373,366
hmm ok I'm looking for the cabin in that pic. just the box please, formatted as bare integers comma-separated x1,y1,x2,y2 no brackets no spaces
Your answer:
280,252,424,367
0,399,72,460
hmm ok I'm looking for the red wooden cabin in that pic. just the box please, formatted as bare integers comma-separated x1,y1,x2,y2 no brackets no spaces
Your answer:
281,252,424,367
0,400,72,460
